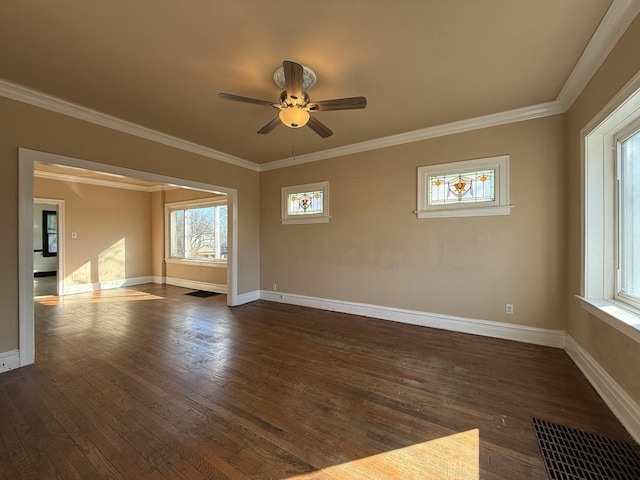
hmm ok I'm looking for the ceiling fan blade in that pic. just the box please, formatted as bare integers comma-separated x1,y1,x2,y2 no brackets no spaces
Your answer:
283,61,304,102
307,96,367,111
218,92,276,108
307,116,333,138
257,117,281,134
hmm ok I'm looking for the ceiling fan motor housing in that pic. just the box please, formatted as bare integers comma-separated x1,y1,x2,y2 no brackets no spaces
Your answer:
273,64,317,91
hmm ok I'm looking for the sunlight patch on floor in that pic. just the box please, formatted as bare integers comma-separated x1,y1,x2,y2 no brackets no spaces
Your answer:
35,289,164,306
285,429,479,480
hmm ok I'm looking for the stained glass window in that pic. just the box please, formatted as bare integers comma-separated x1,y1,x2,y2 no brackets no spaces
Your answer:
417,156,510,218
288,190,324,216
281,181,330,224
428,169,495,205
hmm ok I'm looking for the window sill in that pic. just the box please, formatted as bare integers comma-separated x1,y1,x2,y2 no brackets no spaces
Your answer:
416,205,512,219
281,217,330,225
577,295,640,343
165,258,227,268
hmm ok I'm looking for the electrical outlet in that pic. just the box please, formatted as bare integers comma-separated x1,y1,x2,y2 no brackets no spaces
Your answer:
72,274,77,281
505,304,514,314
272,283,277,291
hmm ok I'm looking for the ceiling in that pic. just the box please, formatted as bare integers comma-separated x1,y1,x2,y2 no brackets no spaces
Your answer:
0,1,621,166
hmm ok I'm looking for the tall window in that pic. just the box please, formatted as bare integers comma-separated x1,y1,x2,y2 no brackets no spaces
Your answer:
617,124,640,308
166,199,227,262
581,81,640,340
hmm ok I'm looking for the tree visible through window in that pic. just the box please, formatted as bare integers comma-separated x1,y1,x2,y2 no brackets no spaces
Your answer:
168,201,227,261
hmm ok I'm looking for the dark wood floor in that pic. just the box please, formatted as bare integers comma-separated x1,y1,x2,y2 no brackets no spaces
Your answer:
0,284,635,479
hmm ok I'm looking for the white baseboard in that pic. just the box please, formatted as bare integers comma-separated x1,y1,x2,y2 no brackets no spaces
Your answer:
152,276,165,284
235,290,261,306
565,335,640,444
63,276,154,295
165,277,227,294
259,290,566,348
0,349,20,373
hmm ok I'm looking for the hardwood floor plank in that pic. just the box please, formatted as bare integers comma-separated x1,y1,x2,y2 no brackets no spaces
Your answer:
34,377,139,479
95,355,315,478
17,370,106,480
2,378,68,479
0,284,633,479
79,369,240,480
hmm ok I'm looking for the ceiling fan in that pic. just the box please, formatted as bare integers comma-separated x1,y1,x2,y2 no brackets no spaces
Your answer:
218,60,367,138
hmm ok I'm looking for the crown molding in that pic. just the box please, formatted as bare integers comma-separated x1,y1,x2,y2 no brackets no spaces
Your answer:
557,0,640,109
33,169,172,192
259,101,565,171
2,0,637,173
0,79,260,172
260,0,638,171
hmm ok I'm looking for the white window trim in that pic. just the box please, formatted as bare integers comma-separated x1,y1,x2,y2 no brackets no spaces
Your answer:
164,258,227,268
416,155,511,218
281,181,330,225
164,197,228,265
579,71,640,343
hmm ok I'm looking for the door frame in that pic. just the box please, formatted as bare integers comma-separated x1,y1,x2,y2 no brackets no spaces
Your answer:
19,148,239,367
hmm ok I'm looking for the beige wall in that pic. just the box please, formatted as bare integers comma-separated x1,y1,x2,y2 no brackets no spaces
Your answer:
566,15,640,403
0,97,260,353
34,177,152,286
261,115,566,330
34,178,227,292
165,263,227,286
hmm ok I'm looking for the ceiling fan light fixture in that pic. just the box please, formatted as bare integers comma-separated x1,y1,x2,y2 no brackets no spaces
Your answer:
279,106,310,128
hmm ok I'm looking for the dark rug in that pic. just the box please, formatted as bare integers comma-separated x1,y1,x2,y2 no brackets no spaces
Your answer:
184,290,220,298
531,417,640,479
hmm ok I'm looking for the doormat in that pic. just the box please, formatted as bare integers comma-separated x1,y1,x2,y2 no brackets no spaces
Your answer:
531,416,640,479
185,290,220,298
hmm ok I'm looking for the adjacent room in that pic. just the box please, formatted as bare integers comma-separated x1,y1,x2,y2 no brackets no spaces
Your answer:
1,1,640,478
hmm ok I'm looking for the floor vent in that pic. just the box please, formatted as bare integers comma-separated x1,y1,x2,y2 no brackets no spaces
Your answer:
184,290,220,298
531,416,640,479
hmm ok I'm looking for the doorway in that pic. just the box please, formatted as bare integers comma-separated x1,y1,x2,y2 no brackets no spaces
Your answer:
19,148,239,368
33,199,64,297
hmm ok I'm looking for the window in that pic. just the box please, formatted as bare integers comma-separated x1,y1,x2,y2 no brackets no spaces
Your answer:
42,210,57,257
417,156,511,218
165,199,227,263
581,79,640,340
281,181,329,224
616,122,640,309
